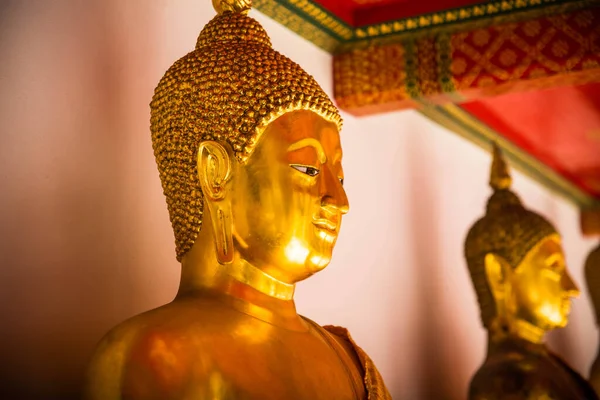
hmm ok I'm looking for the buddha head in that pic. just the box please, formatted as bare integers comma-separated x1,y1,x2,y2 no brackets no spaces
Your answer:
149,1,347,285
585,243,600,325
465,145,580,339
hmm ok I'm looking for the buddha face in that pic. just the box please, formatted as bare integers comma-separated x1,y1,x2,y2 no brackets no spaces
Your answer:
508,235,580,330
229,110,349,284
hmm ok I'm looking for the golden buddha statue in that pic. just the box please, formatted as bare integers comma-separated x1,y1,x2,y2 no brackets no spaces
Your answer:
83,1,390,399
465,145,598,400
586,243,600,396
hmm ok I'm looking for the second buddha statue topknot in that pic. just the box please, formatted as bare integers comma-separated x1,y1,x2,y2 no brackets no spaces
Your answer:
84,1,390,399
465,145,597,400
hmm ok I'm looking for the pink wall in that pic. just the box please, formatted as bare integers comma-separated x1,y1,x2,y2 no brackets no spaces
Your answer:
1,1,597,399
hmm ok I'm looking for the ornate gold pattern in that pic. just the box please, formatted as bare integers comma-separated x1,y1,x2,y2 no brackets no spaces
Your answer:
437,33,457,95
404,39,420,100
287,0,353,40
450,8,600,91
334,7,600,113
253,0,353,53
151,11,341,260
452,57,468,75
524,19,542,36
416,38,441,97
254,0,343,53
333,44,413,113
347,0,595,48
473,29,491,47
253,0,596,54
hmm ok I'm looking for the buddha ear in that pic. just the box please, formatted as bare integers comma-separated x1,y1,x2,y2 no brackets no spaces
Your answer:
484,253,510,298
197,141,232,202
197,141,234,264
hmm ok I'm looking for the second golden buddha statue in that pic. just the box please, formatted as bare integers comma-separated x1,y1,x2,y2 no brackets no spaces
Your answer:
83,1,390,399
465,145,597,400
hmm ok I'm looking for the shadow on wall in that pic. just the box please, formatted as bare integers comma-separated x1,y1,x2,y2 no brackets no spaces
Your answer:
405,124,465,400
0,1,159,398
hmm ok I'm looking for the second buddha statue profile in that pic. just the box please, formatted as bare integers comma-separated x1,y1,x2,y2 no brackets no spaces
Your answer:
465,145,597,400
83,1,390,399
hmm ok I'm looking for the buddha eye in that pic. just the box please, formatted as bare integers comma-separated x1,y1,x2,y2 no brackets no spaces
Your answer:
546,258,562,271
291,165,320,177
339,177,344,186
550,261,564,272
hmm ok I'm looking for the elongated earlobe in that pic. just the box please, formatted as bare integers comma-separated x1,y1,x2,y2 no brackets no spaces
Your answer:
484,253,505,297
197,141,234,264
214,205,234,264
485,253,510,332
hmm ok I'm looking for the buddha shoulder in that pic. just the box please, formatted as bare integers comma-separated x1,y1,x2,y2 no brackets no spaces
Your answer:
83,298,240,400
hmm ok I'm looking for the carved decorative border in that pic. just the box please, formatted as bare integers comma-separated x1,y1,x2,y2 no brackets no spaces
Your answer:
350,0,594,40
286,0,354,40
253,0,350,52
254,0,596,53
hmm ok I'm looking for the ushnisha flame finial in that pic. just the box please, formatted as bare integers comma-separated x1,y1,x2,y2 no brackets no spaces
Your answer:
212,0,252,14
490,142,512,191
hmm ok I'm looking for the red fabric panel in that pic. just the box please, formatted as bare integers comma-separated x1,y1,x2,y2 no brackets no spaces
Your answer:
312,0,486,27
461,83,600,197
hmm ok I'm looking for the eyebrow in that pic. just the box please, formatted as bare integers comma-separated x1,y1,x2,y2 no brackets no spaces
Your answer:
287,138,327,164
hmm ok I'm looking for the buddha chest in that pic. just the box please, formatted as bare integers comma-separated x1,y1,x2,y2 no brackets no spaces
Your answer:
122,300,366,400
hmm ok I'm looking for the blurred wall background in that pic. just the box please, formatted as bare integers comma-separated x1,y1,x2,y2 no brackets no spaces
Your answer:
0,0,598,399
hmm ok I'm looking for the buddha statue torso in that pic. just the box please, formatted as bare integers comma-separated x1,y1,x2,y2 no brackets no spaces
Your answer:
84,1,389,399
87,287,367,400
471,338,597,400
465,145,597,400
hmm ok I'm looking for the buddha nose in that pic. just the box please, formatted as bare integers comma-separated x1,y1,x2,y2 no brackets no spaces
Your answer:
320,166,349,215
562,271,581,298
